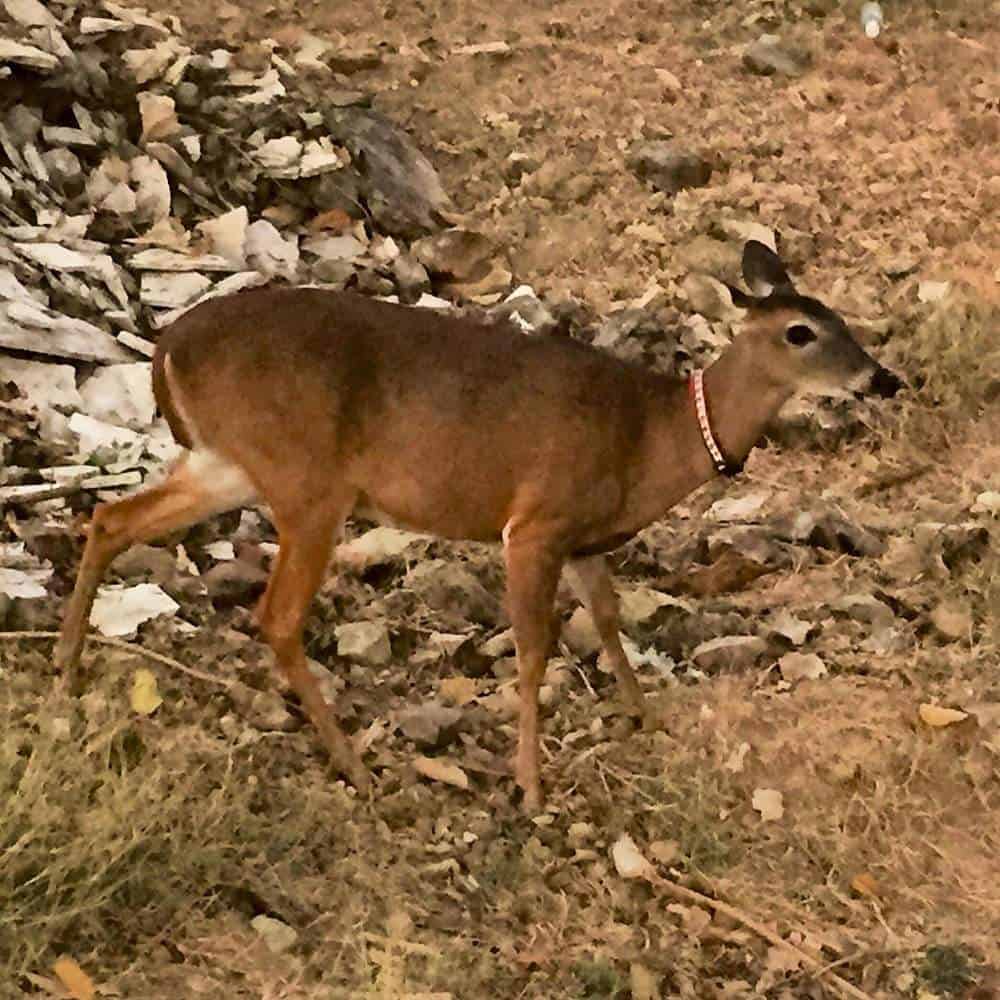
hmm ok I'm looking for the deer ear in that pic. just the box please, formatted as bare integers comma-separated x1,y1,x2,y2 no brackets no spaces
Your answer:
742,240,795,297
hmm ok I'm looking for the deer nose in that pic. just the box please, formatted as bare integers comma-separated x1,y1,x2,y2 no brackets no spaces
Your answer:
870,366,902,398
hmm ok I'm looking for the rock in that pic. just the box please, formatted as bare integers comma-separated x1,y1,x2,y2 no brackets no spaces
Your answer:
325,107,451,238
626,141,712,195
479,628,515,658
524,158,596,203
406,560,500,626
336,620,392,665
396,700,462,749
563,606,602,659
412,228,496,281
442,261,512,301
682,273,735,319
201,559,268,607
691,635,768,672
40,147,83,189
743,35,811,77
140,272,212,309
490,286,557,334
832,593,895,629
251,915,298,954
779,510,886,558
337,527,421,570
326,46,382,74
392,253,431,299
778,652,827,682
675,235,741,281
110,544,179,584
229,682,295,732
504,151,538,184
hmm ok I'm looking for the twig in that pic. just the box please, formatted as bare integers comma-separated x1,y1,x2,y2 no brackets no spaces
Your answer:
0,630,234,689
856,464,931,497
642,871,875,1000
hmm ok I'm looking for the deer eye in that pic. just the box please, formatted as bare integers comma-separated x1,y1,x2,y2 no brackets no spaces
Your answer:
785,324,817,347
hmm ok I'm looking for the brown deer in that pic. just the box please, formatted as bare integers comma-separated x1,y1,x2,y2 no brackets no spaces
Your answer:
54,241,900,811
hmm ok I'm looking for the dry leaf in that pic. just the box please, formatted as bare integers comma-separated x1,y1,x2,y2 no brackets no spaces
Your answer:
778,652,827,682
413,755,469,789
630,962,660,1000
611,833,654,879
53,957,95,1000
667,902,713,938
919,704,968,728
752,788,784,822
851,872,879,898
724,741,751,773
439,676,478,706
130,668,163,715
930,601,972,641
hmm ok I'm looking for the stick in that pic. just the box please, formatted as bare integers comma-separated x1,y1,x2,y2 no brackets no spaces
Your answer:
0,630,234,688
644,872,875,1000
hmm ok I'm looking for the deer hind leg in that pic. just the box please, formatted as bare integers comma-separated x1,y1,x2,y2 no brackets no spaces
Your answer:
256,496,369,793
504,525,566,813
54,450,257,691
566,555,648,721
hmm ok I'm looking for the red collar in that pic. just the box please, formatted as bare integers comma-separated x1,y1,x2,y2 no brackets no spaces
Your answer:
688,370,742,477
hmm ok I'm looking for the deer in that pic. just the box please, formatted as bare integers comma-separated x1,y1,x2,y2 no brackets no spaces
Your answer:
54,240,901,812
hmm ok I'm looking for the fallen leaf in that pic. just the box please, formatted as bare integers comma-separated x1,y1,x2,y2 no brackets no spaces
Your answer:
724,741,751,773
670,548,774,597
413,755,469,789
708,490,770,521
972,490,1000,516
130,668,163,715
611,833,654,879
668,902,713,938
752,788,784,822
630,962,661,1000
768,609,812,645
930,601,972,641
778,652,827,682
439,676,478,706
919,704,968,728
90,583,179,637
851,872,879,898
52,957,95,1000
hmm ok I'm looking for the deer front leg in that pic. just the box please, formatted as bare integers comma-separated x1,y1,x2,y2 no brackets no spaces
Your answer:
566,554,649,722
504,528,565,813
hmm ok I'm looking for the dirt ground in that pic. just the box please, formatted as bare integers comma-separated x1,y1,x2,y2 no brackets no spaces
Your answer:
3,0,999,998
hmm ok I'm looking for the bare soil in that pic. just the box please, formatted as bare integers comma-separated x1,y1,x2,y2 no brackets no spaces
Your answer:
3,1,998,998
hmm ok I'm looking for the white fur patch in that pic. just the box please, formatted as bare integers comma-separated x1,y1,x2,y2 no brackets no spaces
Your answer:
184,448,258,506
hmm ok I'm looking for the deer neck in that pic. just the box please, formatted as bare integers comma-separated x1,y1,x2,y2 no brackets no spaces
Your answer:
698,341,794,474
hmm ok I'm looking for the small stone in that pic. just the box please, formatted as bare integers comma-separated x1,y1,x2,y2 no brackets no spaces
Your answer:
626,141,712,195
326,46,382,73
691,635,768,672
743,35,811,77
251,915,298,954
563,606,602,659
392,253,431,298
682,273,734,319
336,620,392,665
412,228,496,281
